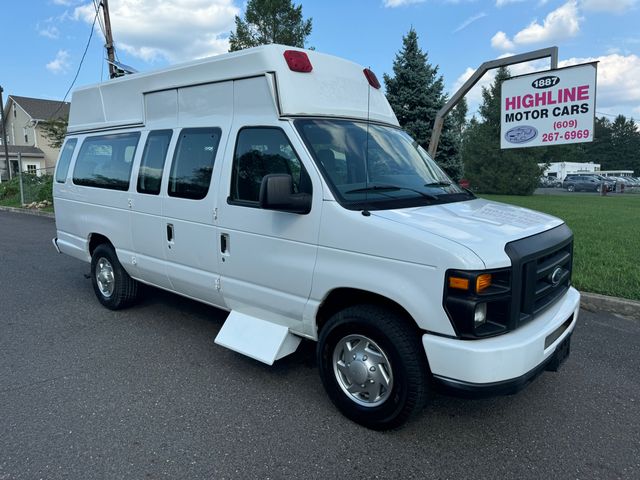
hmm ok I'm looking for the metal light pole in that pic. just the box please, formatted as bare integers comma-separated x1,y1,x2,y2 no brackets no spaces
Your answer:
0,85,11,181
101,0,118,79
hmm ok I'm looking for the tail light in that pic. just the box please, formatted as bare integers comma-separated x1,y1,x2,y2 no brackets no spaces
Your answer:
284,50,313,73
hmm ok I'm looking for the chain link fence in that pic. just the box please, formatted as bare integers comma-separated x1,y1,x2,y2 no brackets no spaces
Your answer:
0,164,54,210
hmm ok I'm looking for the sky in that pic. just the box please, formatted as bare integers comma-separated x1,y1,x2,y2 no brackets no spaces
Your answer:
1,0,639,122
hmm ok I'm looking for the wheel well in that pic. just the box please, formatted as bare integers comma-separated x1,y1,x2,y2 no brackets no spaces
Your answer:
316,288,418,335
88,233,112,256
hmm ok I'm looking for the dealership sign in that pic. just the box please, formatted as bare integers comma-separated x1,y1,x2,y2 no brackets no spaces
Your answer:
500,63,597,149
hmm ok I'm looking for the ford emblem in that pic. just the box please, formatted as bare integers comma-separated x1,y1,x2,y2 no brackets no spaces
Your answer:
550,267,564,286
505,126,538,144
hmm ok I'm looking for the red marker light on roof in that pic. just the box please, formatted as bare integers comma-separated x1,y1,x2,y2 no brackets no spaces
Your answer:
284,50,313,73
363,68,381,89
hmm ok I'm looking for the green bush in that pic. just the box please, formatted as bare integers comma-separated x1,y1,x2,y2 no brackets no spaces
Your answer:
0,177,20,200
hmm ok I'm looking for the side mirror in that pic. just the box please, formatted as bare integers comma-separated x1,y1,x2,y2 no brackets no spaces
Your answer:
259,174,311,214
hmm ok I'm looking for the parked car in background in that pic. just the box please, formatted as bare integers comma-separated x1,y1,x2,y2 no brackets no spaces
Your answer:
563,174,605,192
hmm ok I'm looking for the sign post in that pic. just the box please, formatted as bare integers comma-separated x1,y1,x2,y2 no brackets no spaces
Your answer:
500,63,597,149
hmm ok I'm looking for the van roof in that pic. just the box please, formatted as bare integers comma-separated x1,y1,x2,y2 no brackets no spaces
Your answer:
67,44,399,133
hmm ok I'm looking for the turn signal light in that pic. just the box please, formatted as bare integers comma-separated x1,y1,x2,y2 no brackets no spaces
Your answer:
449,277,469,290
476,274,492,293
284,50,313,72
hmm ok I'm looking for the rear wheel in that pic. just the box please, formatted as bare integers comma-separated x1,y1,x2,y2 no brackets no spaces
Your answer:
91,243,139,310
567,184,575,192
317,305,429,430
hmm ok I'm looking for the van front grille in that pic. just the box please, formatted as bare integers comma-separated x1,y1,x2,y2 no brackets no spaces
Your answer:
505,224,574,329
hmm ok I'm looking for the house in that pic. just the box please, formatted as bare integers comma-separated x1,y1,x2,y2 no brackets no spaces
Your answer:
1,95,70,181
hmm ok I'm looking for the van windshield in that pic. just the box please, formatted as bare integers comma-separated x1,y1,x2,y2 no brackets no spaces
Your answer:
295,119,472,210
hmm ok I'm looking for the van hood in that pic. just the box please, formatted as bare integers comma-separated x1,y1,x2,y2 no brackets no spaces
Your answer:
372,198,564,268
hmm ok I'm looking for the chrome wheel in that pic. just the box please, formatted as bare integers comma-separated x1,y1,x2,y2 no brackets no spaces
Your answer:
95,257,115,298
332,334,393,407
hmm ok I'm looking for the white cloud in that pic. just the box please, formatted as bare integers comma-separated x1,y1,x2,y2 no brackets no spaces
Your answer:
495,0,525,6
38,25,60,39
383,0,425,7
453,12,488,33
513,1,581,44
73,0,238,63
491,31,515,50
491,1,581,51
46,50,71,74
581,0,638,13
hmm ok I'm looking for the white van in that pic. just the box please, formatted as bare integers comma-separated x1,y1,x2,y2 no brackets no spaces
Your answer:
53,45,579,429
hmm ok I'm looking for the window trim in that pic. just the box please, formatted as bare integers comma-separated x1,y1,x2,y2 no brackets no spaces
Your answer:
227,125,310,209
167,127,222,201
136,129,173,195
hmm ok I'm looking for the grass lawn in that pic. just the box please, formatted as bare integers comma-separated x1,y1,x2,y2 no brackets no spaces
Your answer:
482,194,640,301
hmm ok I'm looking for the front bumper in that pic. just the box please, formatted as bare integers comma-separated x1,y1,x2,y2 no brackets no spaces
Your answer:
423,286,580,386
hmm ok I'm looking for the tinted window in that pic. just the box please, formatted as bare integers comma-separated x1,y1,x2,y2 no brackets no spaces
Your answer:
55,138,78,183
168,128,221,200
230,127,311,203
73,132,140,190
137,130,172,195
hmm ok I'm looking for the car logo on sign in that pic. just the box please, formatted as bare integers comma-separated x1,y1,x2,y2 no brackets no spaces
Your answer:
505,126,538,144
550,267,564,286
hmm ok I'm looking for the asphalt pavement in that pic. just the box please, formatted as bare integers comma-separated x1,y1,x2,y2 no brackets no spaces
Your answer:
0,211,638,479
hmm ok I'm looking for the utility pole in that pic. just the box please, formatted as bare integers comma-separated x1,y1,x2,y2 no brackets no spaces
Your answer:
0,85,11,182
101,0,118,79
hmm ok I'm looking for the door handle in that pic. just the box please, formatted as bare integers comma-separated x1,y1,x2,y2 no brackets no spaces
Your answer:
220,233,229,254
167,223,174,243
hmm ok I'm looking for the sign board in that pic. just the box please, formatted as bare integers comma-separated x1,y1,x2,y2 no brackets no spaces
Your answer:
500,63,597,149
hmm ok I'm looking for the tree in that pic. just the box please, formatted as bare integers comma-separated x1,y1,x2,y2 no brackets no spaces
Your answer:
229,0,312,52
383,28,462,180
39,117,68,149
462,67,545,195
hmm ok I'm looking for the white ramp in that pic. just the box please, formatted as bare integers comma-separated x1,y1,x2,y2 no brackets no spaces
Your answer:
214,311,302,365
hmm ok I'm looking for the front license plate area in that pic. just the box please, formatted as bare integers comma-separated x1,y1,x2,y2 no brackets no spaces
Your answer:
545,334,571,372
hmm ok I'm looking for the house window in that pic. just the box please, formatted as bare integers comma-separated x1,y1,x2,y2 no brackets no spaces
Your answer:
13,107,16,118
27,164,37,174
23,127,28,144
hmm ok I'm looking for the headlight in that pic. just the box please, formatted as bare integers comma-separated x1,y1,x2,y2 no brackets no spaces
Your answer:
443,269,511,338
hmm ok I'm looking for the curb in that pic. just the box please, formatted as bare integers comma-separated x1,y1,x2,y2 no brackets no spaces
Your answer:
581,292,640,320
0,205,55,219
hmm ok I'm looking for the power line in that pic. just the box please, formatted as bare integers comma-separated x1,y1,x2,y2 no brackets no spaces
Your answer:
50,8,100,120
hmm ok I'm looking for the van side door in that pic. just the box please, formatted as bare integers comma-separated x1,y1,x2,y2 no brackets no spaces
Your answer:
216,77,322,335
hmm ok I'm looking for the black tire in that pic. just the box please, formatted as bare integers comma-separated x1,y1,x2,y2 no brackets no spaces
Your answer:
317,304,429,430
90,243,139,310
567,184,575,192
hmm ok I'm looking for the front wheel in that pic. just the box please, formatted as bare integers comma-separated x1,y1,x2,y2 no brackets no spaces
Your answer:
317,305,429,430
91,243,139,310
567,184,575,192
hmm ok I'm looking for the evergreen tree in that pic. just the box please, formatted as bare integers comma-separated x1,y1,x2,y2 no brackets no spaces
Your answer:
462,67,545,195
383,28,462,180
229,0,312,52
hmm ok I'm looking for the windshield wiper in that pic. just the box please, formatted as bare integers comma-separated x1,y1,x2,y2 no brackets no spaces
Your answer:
346,184,438,200
424,181,453,187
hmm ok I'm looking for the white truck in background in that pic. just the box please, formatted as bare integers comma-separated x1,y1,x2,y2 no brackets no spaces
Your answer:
53,45,579,429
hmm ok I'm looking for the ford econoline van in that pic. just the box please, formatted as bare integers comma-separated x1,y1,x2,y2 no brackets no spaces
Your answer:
53,45,579,429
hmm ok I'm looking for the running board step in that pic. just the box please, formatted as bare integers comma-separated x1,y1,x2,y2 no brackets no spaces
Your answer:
214,311,301,365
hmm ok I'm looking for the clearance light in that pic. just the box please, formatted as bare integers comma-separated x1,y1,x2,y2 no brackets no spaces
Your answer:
476,274,492,293
449,277,469,291
363,68,381,89
284,50,313,72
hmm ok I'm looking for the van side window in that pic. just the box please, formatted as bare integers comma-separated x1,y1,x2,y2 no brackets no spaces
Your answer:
168,128,221,200
230,127,311,204
137,130,173,195
72,132,141,191
55,138,78,183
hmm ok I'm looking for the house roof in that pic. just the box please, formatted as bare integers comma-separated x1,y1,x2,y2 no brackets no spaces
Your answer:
6,95,70,121
0,145,45,158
